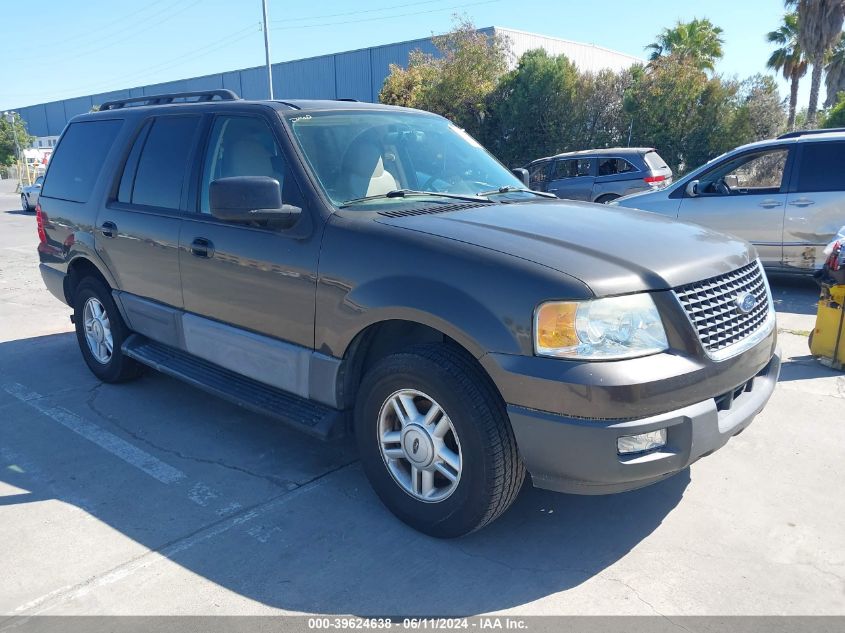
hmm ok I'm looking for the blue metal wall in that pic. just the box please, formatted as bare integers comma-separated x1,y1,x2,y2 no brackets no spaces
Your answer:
14,27,644,137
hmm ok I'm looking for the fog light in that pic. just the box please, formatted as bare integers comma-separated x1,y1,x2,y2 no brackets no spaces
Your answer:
617,429,667,455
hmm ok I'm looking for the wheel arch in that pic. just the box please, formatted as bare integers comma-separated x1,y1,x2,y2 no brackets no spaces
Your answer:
65,256,116,305
337,317,500,411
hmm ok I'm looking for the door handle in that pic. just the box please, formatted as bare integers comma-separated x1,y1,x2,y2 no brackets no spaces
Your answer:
190,237,214,258
758,200,781,209
100,221,117,238
789,198,815,207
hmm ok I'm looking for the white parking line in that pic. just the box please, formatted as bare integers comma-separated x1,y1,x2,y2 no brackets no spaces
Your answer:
2,382,186,485
11,471,341,615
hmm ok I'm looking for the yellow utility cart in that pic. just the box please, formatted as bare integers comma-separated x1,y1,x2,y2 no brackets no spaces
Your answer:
810,283,845,369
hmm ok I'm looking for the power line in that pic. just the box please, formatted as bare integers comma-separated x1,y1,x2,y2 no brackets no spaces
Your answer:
270,0,500,31
11,25,259,104
12,0,204,66
44,0,172,50
271,0,456,24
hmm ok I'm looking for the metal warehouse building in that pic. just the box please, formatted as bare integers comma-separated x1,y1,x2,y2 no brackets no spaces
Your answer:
15,26,641,138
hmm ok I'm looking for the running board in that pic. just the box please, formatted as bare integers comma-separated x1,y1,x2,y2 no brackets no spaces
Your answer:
122,335,347,440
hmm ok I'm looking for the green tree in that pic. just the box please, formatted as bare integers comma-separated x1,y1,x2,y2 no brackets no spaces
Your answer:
625,56,736,173
824,33,845,108
766,12,808,130
481,49,580,166
0,113,33,167
786,0,845,126
723,75,787,141
379,18,509,138
822,92,845,125
646,18,725,72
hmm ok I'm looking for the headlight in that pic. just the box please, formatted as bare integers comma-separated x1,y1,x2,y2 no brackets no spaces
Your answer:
534,294,668,360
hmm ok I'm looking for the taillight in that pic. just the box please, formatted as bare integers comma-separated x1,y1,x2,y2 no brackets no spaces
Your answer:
36,203,47,244
644,175,666,184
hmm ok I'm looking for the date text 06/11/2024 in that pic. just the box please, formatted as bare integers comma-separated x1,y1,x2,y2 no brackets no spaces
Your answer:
306,617,529,630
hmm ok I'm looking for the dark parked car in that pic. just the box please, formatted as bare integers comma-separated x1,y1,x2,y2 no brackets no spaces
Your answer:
526,148,672,203
37,90,778,537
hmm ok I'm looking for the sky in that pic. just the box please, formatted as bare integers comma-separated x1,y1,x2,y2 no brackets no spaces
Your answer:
0,0,821,114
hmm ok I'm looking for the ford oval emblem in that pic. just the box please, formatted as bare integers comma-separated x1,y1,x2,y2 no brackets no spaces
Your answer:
736,292,757,314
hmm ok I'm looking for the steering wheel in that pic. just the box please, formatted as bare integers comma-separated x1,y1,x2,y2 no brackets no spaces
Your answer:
715,178,731,196
422,173,444,191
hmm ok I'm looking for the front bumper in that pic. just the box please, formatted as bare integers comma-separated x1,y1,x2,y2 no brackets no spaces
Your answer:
506,349,780,495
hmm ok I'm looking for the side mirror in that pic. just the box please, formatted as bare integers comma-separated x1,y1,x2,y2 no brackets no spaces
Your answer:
209,176,301,228
511,168,530,188
685,180,700,198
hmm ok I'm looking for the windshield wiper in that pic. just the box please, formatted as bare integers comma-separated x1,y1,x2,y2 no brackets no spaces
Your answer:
339,189,493,208
476,185,556,199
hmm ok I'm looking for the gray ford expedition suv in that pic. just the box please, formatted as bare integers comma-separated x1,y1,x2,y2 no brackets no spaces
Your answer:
36,90,780,537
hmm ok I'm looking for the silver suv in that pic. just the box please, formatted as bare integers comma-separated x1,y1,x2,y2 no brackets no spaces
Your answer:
614,129,845,273
526,147,672,204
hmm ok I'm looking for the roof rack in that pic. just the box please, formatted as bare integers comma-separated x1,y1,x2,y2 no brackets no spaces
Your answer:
99,89,240,111
778,127,845,139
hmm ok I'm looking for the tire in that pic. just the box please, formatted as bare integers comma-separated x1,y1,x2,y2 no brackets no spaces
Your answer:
73,277,143,383
355,343,525,538
595,194,620,204
21,194,30,211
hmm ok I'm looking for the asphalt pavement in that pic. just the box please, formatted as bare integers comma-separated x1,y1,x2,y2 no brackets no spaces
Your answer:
0,178,842,617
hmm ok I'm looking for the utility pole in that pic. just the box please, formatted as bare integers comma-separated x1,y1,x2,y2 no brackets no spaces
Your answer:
4,112,23,189
262,0,274,99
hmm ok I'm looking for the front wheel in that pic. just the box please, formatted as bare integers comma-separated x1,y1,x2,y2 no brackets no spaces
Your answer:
21,194,30,211
355,344,524,538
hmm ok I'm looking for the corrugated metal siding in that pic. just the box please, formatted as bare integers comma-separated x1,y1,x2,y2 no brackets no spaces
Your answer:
335,50,373,101
19,105,48,137
222,71,243,95
15,27,641,136
274,56,336,99
63,96,94,121
186,74,225,92
239,67,269,100
369,38,440,100
45,102,67,136
495,27,642,73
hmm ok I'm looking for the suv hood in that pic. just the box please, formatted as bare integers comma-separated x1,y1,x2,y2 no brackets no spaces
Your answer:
375,200,755,296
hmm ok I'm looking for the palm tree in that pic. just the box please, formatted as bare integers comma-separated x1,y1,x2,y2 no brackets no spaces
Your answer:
767,13,808,131
825,34,845,108
786,0,845,126
646,18,725,72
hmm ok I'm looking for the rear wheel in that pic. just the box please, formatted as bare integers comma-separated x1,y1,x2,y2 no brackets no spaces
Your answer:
21,194,30,211
73,277,143,383
595,193,620,204
355,344,524,538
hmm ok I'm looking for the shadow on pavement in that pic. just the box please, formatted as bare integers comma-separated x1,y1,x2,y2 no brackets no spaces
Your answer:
778,353,841,383
0,332,687,615
768,273,819,316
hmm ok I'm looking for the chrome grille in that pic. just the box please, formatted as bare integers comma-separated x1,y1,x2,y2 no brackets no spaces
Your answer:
673,261,773,360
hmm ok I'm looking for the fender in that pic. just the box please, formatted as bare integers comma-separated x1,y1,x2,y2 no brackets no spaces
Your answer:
323,275,530,360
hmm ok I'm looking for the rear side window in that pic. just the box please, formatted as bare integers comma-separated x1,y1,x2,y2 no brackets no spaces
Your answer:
598,157,637,176
123,116,200,210
41,120,122,203
643,151,669,171
796,142,845,193
552,158,591,180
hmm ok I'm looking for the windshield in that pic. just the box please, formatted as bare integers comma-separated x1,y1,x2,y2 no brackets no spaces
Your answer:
285,110,527,207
